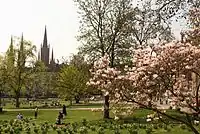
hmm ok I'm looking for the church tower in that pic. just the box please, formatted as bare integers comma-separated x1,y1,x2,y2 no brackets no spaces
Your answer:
49,48,56,71
40,26,50,66
50,48,55,65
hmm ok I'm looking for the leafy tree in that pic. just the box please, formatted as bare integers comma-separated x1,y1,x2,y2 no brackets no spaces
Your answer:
74,0,176,118
5,35,36,108
74,0,134,119
25,61,47,99
89,42,200,134
70,54,100,97
0,55,8,109
88,8,200,132
56,65,89,105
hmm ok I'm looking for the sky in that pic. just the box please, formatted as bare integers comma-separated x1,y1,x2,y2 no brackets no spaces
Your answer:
0,0,80,60
0,0,184,61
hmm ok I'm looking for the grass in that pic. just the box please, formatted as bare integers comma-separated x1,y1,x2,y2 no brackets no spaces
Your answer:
0,109,199,134
0,110,103,124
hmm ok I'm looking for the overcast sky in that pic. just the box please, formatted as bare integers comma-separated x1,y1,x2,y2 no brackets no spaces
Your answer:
0,0,183,60
0,0,80,60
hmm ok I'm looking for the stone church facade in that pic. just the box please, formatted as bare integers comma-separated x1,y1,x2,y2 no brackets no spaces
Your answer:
38,26,58,71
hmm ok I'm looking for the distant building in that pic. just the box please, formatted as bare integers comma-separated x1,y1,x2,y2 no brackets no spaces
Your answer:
38,26,58,71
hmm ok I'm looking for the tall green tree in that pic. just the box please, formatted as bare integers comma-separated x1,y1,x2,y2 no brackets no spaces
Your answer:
5,35,36,108
0,55,8,110
25,61,48,99
56,65,88,104
74,0,134,119
70,54,99,96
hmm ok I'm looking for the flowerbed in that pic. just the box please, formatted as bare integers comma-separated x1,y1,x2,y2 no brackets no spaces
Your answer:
0,118,199,134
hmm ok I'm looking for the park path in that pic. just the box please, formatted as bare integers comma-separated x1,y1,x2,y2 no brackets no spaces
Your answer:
4,107,102,111
3,103,191,113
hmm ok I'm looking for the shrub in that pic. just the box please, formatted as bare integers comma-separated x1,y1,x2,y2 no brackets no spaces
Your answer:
90,126,96,131
82,118,88,126
33,126,39,134
56,128,62,134
62,127,67,132
114,127,121,134
128,129,138,134
78,126,88,134
152,124,157,129
145,127,153,134
97,127,105,134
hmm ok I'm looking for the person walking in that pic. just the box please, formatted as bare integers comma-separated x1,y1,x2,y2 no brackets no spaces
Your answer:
62,105,67,116
34,106,38,119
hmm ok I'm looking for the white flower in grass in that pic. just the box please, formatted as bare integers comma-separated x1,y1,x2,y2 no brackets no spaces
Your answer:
154,117,159,120
194,120,199,125
146,118,151,122
147,115,151,118
114,116,119,120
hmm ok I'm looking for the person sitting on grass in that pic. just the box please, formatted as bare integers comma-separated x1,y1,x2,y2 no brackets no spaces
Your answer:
56,116,61,125
59,111,63,120
17,113,23,120
56,111,64,125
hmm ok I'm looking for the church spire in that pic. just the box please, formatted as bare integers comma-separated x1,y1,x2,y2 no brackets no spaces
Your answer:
51,48,54,61
38,51,41,61
10,35,13,46
43,25,48,48
20,33,24,52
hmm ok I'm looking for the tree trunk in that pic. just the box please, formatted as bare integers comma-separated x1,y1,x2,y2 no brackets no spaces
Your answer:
70,99,72,106
15,95,20,108
75,98,80,104
75,96,80,104
0,90,2,113
0,97,1,108
104,95,109,119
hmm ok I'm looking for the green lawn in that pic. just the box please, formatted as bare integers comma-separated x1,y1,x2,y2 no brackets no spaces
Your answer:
0,110,103,124
0,109,199,134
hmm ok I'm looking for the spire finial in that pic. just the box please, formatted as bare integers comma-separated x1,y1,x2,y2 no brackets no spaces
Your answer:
21,33,24,47
21,33,23,41
10,35,13,46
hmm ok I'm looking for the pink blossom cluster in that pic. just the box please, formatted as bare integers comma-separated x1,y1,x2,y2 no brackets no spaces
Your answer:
188,7,200,28
89,42,200,113
87,54,121,95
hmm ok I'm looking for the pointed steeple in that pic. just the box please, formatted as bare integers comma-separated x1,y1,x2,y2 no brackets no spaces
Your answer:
10,35,13,46
38,51,41,61
51,48,54,61
43,25,48,48
20,33,24,51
